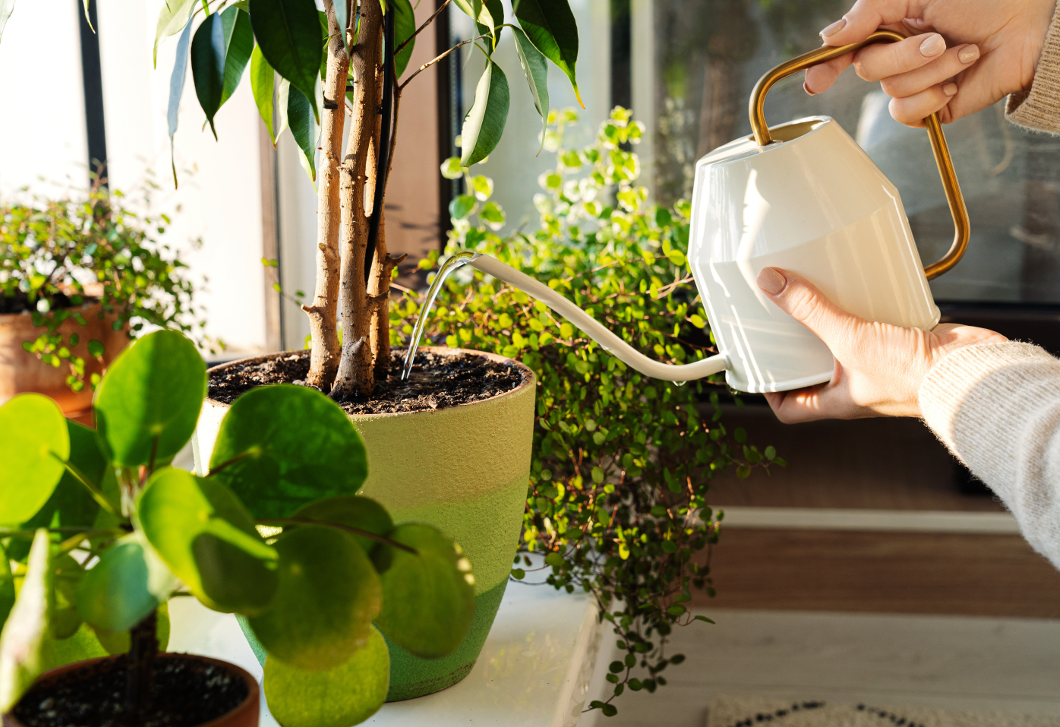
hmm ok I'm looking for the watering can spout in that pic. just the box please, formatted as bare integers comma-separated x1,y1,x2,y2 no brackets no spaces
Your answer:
468,254,729,382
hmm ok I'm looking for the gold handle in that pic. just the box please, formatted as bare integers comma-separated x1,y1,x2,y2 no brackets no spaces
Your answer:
748,29,970,280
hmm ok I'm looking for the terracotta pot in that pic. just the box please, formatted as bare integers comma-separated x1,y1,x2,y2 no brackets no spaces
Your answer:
2,653,259,727
192,347,536,702
0,302,127,421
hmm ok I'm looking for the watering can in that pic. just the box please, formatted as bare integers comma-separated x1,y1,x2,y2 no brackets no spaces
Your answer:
453,31,970,393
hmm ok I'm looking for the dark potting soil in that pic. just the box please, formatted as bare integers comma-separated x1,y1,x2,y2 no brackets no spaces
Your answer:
11,655,248,727
208,348,525,415
0,291,80,315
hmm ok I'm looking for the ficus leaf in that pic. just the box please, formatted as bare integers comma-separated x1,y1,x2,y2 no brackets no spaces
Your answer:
511,26,549,148
250,44,277,144
249,0,322,121
513,0,582,106
153,0,196,67
276,77,291,141
74,534,175,633
371,524,476,658
191,11,226,139
334,0,349,56
287,85,318,182
94,330,206,468
392,0,415,77
263,625,388,727
460,60,510,167
220,5,255,106
81,0,93,32
246,526,381,671
168,18,193,187
0,530,51,713
207,385,367,519
138,469,278,614
0,394,69,526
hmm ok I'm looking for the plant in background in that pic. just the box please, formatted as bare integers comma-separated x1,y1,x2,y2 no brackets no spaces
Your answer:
394,107,783,717
0,183,208,391
0,330,475,727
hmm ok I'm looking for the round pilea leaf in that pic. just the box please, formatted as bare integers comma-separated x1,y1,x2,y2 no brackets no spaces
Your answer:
94,330,206,467
247,526,381,671
208,385,368,519
50,554,84,640
138,469,278,614
290,496,393,555
371,524,476,658
74,533,175,634
263,625,389,727
0,394,69,525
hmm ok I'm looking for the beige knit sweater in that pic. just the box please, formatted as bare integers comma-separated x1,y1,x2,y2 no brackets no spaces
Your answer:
919,3,1060,569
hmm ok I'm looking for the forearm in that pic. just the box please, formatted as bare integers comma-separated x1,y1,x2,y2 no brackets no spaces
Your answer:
919,342,1060,568
1007,0,1060,133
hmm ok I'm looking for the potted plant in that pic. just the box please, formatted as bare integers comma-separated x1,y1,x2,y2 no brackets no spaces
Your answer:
399,107,781,717
0,184,207,421
140,0,583,699
0,329,477,727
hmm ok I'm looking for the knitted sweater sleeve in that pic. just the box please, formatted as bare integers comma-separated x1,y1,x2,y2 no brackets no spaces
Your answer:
919,342,1060,568
1006,1,1060,132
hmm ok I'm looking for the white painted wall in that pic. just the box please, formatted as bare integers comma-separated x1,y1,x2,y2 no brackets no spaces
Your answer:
0,0,269,355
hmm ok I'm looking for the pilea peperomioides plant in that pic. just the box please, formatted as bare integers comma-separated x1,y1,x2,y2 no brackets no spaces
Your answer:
0,330,476,727
143,0,582,399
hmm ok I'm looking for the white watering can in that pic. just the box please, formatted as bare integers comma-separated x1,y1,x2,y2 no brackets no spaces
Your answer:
426,31,970,393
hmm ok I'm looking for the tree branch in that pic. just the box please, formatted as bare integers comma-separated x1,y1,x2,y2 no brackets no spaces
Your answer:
395,0,453,58
399,37,478,91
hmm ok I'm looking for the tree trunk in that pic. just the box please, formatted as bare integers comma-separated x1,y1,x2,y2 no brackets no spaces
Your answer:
303,0,350,390
331,1,382,399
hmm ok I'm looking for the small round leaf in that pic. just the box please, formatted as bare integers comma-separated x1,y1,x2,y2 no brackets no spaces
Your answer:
247,526,380,671
264,626,388,727
371,524,476,658
74,534,175,633
208,385,368,519
0,394,69,525
290,496,392,555
93,330,206,467
138,469,278,614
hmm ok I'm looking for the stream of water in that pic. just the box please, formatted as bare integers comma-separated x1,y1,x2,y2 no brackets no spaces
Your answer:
400,251,480,380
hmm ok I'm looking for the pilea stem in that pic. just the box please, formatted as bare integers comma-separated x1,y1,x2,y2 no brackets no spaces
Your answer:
125,609,158,724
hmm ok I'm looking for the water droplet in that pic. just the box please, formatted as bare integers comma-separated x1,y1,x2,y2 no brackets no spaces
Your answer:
671,380,686,387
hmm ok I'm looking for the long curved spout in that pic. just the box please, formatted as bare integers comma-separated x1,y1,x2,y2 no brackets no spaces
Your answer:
469,254,728,382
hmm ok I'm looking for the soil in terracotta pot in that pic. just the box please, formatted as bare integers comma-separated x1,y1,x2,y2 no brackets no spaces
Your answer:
0,291,80,315
209,348,524,415
11,656,248,727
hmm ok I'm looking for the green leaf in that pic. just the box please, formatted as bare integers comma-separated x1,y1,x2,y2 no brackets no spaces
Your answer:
153,0,196,67
440,156,464,180
138,469,278,614
276,76,291,140
0,394,69,525
40,623,107,672
50,554,83,639
251,44,278,144
75,533,176,633
168,18,193,186
334,0,349,56
191,11,226,138
287,85,318,182
461,61,509,167
511,26,549,146
0,530,51,712
513,0,581,106
371,524,476,658
208,385,368,520
12,421,101,563
263,625,388,727
0,544,13,634
290,496,393,555
220,5,255,106
392,0,415,77
91,600,171,657
249,0,322,118
87,339,104,359
449,194,476,221
247,526,381,670
94,330,206,468
453,0,498,34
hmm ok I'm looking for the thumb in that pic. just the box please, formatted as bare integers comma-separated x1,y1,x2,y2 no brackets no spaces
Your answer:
820,0,913,45
757,267,863,353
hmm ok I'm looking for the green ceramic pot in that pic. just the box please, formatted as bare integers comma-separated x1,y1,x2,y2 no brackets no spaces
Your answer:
192,347,536,701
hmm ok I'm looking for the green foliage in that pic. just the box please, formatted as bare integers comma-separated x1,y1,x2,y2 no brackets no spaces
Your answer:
461,60,510,167
0,186,208,392
396,108,780,716
0,330,477,724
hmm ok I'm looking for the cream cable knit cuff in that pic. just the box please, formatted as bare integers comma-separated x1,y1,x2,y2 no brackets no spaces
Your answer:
919,341,1060,568
1006,0,1060,132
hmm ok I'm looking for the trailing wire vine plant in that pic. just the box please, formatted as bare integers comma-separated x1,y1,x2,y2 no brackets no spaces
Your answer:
393,107,785,717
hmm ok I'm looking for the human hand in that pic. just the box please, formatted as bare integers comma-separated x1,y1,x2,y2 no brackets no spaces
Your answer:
755,267,1007,422
804,0,1057,125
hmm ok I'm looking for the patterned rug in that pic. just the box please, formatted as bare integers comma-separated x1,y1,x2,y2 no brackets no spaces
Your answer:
707,695,1060,727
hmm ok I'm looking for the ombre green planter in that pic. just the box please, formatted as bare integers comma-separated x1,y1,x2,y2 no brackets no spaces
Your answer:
191,347,535,702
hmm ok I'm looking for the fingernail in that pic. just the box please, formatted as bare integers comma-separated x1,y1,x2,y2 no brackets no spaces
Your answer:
943,82,958,96
803,80,816,96
820,18,846,39
958,44,980,64
919,33,946,57
758,268,787,295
